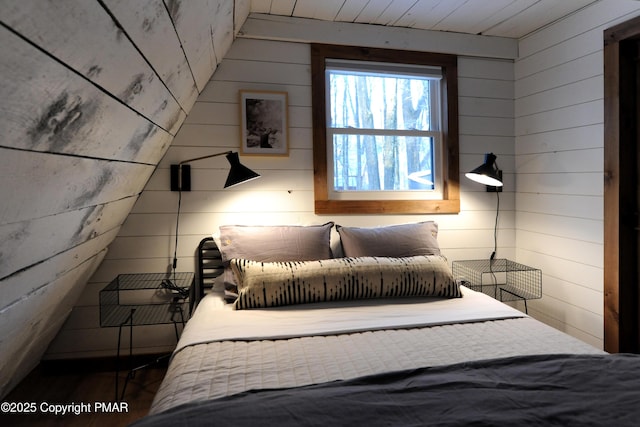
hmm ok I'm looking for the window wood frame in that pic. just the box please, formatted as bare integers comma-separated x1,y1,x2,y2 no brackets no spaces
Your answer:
311,43,460,215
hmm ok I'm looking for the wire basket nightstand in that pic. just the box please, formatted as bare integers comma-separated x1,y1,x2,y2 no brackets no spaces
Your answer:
100,272,194,401
451,259,541,313
100,272,193,328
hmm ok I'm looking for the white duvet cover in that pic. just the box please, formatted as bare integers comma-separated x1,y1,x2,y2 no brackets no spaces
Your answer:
175,286,525,352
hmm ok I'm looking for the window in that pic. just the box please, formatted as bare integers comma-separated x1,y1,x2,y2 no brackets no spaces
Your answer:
327,59,442,199
311,44,460,214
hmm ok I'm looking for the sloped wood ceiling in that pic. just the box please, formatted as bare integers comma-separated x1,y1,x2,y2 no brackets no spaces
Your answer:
0,0,248,398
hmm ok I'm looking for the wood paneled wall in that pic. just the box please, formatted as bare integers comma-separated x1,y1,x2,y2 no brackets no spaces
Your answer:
513,1,640,348
45,20,518,359
0,0,249,398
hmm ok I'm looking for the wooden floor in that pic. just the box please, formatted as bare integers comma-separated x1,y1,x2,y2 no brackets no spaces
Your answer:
3,357,167,426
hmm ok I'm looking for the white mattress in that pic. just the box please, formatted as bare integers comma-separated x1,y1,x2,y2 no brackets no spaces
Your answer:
150,287,604,414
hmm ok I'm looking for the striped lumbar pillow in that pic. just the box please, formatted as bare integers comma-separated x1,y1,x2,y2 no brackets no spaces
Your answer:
230,255,460,310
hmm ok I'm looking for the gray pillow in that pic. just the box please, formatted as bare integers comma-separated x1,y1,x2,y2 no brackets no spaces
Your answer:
337,222,441,258
217,222,334,300
231,255,460,310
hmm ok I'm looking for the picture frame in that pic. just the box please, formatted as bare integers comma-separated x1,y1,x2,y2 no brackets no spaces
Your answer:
239,90,289,156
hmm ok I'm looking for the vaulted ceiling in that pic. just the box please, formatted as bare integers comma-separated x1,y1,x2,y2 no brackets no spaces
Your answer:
0,0,611,398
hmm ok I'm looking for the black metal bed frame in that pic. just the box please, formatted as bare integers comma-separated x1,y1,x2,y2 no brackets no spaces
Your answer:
193,237,224,308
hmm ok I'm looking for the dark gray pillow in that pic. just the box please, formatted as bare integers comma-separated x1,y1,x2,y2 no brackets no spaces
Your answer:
337,222,441,258
217,222,334,300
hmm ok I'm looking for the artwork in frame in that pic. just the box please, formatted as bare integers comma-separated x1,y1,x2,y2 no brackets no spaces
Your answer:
240,90,289,156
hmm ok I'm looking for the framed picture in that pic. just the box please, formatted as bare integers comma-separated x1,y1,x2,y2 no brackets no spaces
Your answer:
240,90,289,156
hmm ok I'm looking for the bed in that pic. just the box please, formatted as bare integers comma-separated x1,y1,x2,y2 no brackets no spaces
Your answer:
133,222,640,426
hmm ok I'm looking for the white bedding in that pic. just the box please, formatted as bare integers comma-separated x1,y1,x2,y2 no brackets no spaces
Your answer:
175,285,525,352
150,287,604,414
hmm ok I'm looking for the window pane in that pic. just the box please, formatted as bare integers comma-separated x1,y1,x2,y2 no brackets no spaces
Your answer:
332,134,434,192
328,69,438,131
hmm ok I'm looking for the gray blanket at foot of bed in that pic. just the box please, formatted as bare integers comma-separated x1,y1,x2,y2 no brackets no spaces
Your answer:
133,353,640,427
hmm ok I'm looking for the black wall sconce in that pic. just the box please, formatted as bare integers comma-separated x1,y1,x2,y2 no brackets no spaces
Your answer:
465,152,503,260
168,151,260,273
465,152,503,192
170,151,260,191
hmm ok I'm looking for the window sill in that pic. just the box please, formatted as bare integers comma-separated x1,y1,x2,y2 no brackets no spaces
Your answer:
314,199,460,215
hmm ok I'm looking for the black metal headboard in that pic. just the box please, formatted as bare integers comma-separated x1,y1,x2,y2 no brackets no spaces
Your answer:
194,237,224,307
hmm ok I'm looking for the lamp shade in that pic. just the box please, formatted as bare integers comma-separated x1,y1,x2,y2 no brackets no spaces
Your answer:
223,152,261,188
465,153,503,187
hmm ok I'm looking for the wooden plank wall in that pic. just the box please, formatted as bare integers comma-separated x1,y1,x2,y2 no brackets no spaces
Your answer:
513,1,640,348
46,16,519,359
0,0,247,398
